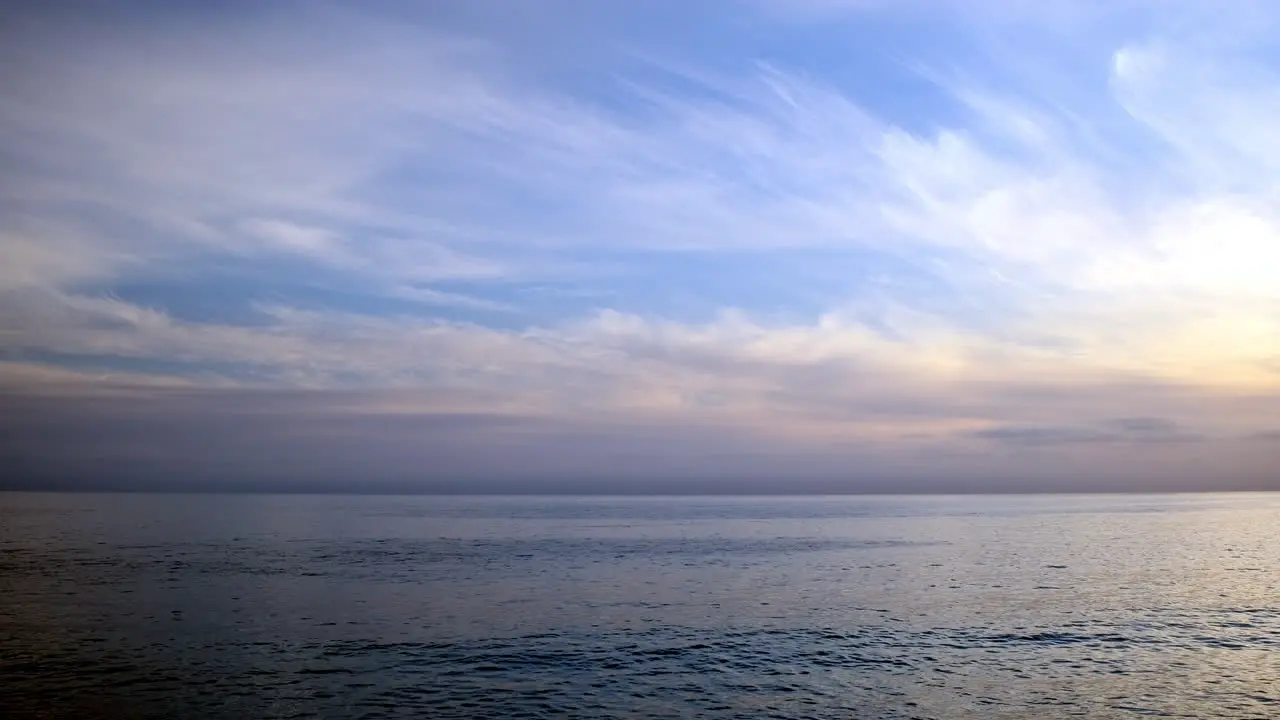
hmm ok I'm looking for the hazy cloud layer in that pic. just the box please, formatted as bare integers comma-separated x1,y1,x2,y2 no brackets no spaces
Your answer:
2,1,1279,490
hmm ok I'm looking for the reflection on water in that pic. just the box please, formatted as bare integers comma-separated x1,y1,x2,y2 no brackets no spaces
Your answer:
2,493,1277,718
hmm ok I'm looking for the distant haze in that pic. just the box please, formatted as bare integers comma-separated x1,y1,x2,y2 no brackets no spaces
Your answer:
1,1,1278,493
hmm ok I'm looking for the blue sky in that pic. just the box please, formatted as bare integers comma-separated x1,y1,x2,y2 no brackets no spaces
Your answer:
2,0,1279,490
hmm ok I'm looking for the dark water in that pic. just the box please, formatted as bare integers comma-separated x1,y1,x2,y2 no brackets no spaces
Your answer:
2,493,1278,719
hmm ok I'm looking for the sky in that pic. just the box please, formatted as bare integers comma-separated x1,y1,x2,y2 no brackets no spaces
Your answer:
1,0,1279,493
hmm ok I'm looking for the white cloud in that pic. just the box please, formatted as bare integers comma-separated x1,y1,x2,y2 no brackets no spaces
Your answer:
241,219,343,259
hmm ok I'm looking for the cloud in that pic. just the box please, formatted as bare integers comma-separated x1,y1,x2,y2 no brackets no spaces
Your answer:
0,361,216,395
241,219,344,261
2,2,1280,487
972,417,1203,446
0,6,516,291
2,381,1275,492
4,296,1276,444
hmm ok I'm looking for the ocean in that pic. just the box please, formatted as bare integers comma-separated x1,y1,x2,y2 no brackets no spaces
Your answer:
1,492,1277,718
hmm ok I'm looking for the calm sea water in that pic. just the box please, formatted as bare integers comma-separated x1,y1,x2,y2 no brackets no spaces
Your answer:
1,492,1278,719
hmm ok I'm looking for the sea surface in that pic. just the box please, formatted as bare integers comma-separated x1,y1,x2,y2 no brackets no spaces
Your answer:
1,492,1278,719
